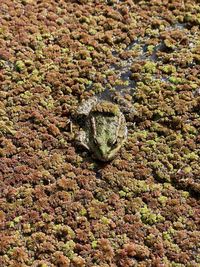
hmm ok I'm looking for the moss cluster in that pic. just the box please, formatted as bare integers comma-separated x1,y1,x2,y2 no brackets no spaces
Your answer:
91,101,120,116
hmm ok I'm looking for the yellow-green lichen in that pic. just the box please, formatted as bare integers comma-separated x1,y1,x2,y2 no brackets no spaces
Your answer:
140,205,165,225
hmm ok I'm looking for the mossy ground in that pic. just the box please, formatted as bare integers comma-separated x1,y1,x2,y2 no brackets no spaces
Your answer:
0,0,200,266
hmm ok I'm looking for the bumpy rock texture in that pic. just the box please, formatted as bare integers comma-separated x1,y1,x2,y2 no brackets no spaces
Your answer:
0,0,200,266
